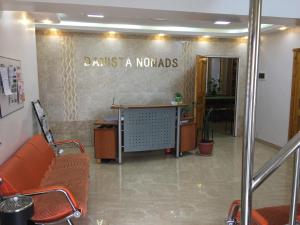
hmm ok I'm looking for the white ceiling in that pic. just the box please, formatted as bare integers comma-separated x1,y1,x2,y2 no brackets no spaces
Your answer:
1,0,299,37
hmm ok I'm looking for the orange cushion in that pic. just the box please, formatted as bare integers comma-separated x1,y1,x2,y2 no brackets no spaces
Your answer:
0,135,55,194
0,156,34,195
235,204,300,225
256,205,291,225
32,153,89,223
14,142,52,188
32,192,76,223
51,153,89,170
27,134,55,160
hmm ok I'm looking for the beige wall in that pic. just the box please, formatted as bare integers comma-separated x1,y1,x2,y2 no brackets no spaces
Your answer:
256,28,300,147
36,31,247,146
0,12,39,164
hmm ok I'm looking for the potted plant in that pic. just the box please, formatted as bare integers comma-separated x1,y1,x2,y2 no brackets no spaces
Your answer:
207,78,221,96
198,108,214,156
174,92,183,104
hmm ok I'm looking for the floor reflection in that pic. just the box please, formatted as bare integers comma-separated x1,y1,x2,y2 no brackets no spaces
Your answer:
68,136,292,225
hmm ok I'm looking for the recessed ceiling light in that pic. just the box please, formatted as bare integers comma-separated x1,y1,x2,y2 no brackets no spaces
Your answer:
158,33,165,37
214,21,231,25
26,27,35,31
87,14,104,18
19,14,31,25
19,18,31,25
152,18,167,21
203,35,210,38
57,13,66,19
108,31,116,34
49,28,58,32
279,26,288,31
41,19,53,24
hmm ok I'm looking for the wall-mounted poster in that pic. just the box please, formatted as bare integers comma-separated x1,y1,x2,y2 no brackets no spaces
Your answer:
0,56,24,118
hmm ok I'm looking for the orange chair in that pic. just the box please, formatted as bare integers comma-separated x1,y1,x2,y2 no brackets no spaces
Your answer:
227,200,299,225
227,200,269,225
0,134,89,225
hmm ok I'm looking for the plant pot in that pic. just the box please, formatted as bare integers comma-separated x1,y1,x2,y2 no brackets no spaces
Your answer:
198,140,214,156
165,148,173,155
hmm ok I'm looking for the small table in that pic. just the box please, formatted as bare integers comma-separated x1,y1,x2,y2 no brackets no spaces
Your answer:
94,119,118,126
0,195,34,225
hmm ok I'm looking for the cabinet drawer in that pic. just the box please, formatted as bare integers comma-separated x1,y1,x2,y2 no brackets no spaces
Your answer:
94,128,117,159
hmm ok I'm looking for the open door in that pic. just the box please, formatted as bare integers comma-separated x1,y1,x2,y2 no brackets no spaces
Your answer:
194,55,208,135
289,48,300,139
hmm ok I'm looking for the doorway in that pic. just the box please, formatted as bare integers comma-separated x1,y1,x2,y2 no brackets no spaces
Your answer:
194,56,239,138
289,48,300,139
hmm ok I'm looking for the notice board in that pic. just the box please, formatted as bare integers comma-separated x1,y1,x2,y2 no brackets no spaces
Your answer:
0,56,24,118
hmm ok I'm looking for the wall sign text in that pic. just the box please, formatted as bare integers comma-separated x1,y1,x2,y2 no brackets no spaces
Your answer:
84,56,179,68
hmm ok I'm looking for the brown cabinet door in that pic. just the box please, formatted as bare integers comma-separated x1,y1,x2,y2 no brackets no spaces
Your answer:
289,49,300,139
180,123,196,152
94,128,117,159
194,56,208,133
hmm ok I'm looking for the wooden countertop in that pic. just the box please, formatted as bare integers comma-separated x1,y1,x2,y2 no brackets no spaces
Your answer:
94,119,118,126
111,103,188,109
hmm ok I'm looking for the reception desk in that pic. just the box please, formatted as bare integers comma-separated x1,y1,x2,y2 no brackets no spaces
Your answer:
111,104,187,163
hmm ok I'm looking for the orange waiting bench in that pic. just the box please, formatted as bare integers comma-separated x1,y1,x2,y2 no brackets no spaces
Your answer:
0,134,89,224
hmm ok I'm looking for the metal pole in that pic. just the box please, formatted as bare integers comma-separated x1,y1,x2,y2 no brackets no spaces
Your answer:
67,219,74,225
176,106,181,158
289,147,300,225
118,108,122,164
241,0,262,224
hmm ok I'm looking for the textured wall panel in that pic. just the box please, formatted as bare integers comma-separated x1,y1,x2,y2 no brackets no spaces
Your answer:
182,41,195,105
60,34,78,121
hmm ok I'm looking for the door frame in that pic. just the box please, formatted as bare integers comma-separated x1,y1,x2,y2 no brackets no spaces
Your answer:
195,55,240,137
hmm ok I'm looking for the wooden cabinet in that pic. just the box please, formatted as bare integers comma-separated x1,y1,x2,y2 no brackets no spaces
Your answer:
94,127,117,161
180,122,196,152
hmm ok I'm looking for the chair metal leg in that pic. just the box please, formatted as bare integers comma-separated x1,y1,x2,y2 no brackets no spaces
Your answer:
67,219,74,225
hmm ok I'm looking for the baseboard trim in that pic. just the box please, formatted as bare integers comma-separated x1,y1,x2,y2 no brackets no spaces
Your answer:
255,138,281,150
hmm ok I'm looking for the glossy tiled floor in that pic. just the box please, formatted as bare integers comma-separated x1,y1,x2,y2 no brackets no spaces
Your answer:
71,135,293,225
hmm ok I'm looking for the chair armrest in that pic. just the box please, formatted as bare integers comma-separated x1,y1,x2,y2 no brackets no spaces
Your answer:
251,210,269,225
226,200,269,225
227,200,240,224
53,139,85,153
19,186,80,215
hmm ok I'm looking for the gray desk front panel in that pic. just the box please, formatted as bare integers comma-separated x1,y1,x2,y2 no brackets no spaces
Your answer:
124,108,176,152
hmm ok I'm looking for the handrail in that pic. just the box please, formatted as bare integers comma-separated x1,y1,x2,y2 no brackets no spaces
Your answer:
252,131,300,191
240,0,299,224
231,131,300,225
289,147,300,225
240,0,262,224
